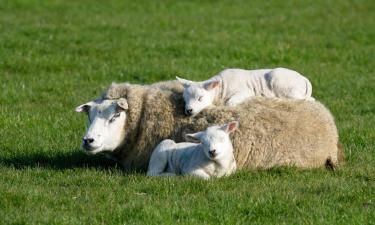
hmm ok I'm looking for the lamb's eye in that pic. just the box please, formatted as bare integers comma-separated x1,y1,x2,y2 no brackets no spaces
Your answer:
109,113,121,123
198,96,203,101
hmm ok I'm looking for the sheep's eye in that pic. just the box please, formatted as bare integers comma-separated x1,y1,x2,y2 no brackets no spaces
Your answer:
198,96,203,101
109,113,121,123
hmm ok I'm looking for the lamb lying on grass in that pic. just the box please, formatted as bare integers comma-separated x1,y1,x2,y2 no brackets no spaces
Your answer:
75,81,343,171
177,67,314,116
147,122,238,179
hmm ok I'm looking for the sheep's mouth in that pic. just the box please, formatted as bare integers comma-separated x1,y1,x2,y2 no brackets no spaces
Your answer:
209,152,217,158
82,144,103,154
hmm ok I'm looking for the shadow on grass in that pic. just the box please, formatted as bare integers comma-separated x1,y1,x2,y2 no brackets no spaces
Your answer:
0,150,133,172
0,150,342,177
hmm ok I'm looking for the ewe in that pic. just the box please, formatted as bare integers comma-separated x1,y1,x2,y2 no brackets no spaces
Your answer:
75,82,343,171
177,67,314,116
147,122,238,179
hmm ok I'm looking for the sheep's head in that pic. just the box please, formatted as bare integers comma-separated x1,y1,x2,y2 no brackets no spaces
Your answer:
176,76,220,117
75,98,128,155
185,121,238,161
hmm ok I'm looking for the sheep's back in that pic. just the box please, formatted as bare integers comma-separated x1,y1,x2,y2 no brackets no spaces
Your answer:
183,98,339,169
107,83,340,170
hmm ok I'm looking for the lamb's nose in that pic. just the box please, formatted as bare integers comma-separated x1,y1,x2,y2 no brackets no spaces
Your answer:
185,108,193,115
83,137,94,145
209,149,216,157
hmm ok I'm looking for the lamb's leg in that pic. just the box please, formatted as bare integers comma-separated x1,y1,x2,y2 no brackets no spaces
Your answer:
225,93,251,107
307,97,315,101
158,172,177,177
187,169,210,180
147,150,168,176
269,68,312,100
147,140,175,176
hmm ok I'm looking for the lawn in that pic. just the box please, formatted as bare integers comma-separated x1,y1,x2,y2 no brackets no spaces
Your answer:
1,0,374,224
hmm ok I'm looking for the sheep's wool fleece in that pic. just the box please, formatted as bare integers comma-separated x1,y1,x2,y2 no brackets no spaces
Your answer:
103,82,343,171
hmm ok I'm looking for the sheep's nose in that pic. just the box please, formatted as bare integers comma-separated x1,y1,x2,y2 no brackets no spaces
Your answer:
83,137,94,146
185,108,193,115
209,149,216,157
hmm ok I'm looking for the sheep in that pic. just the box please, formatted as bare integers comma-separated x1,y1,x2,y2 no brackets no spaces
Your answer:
177,67,314,116
75,82,343,171
147,122,238,179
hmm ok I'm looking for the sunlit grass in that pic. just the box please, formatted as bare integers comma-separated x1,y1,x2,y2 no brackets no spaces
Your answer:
0,0,374,224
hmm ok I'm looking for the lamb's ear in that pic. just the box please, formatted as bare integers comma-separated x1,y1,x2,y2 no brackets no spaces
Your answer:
221,121,239,133
117,98,128,110
184,132,203,143
176,76,194,88
75,102,94,113
204,80,220,90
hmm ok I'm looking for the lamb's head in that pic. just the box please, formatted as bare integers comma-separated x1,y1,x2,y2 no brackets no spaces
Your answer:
176,76,220,116
75,98,128,155
185,121,238,160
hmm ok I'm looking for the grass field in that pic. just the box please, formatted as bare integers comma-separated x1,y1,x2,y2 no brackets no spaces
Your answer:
1,0,375,224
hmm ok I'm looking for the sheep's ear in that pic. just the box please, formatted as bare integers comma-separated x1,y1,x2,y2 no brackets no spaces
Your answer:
176,76,194,88
222,121,239,133
184,132,203,143
204,80,220,90
75,102,94,113
117,98,128,110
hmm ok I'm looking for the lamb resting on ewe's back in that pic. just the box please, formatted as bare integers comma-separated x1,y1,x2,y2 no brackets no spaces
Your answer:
177,67,314,116
75,81,343,171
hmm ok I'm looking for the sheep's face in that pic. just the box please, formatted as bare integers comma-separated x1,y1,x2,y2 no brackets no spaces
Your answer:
185,121,238,161
75,98,128,155
177,77,220,116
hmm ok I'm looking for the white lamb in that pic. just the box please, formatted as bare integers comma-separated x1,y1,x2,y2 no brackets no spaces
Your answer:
147,121,238,179
177,67,314,116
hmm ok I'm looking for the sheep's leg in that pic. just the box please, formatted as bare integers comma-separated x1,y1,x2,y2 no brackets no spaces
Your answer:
147,140,175,176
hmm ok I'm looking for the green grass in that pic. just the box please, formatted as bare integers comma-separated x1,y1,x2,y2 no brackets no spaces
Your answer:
1,0,374,224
